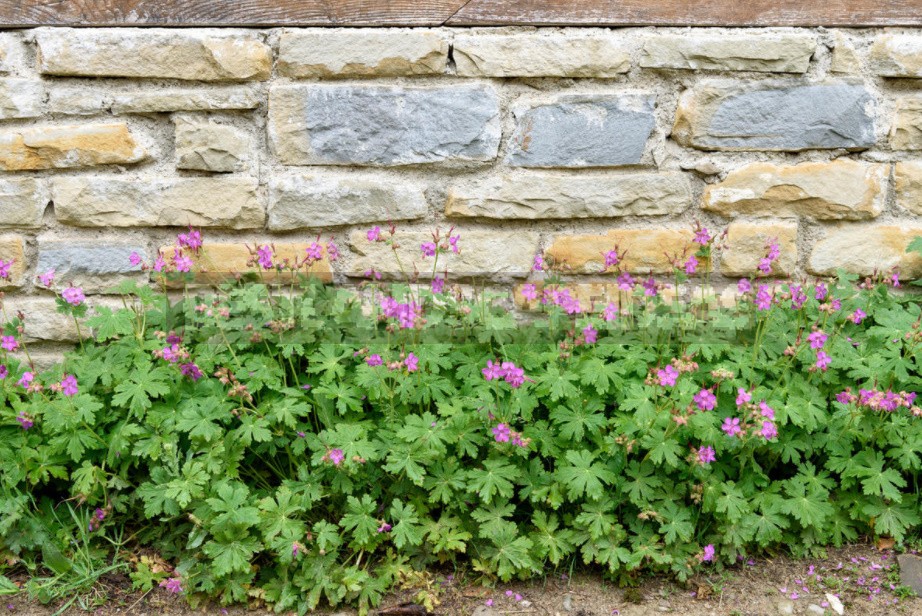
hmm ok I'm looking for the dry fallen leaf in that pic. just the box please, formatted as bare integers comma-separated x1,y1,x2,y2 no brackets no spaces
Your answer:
695,584,712,600
876,536,895,551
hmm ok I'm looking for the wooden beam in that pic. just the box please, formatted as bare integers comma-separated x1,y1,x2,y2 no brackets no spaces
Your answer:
447,0,922,27
0,0,919,27
0,0,468,27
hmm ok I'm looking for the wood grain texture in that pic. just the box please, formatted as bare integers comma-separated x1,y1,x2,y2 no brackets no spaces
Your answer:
0,0,919,27
448,0,922,27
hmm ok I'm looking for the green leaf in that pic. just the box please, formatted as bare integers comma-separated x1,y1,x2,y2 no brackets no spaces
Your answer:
389,500,425,549
556,449,617,501
203,536,261,577
112,366,171,418
466,459,517,503
85,306,135,341
339,495,378,548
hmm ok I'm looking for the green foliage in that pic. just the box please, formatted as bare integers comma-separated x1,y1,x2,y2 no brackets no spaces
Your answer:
1,246,921,614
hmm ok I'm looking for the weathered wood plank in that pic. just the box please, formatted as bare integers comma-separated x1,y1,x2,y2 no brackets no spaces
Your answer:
0,0,467,26
448,0,922,27
0,0,919,27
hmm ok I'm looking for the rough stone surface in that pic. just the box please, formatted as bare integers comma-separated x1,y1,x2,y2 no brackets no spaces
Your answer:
174,116,248,172
897,554,922,596
638,32,815,72
278,29,448,78
808,225,922,277
112,87,261,114
0,123,147,171
269,175,428,230
269,84,500,166
37,242,147,289
890,97,922,150
36,28,271,81
158,243,333,285
453,32,630,78
830,33,862,73
0,235,25,287
0,79,42,119
673,80,876,151
720,221,798,276
446,173,691,219
870,35,922,78
894,161,922,216
348,230,538,279
703,160,887,220
53,177,264,228
3,297,82,342
546,229,694,274
507,95,655,168
0,178,45,228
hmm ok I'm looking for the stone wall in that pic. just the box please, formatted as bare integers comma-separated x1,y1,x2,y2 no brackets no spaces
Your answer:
1,26,922,358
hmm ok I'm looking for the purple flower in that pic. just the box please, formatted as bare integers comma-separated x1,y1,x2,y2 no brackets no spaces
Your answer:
159,577,183,594
760,420,778,440
582,324,598,344
62,286,85,307
0,365,7,379
694,228,712,245
16,411,33,430
790,285,808,310
449,234,460,254
129,252,143,267
737,278,752,294
60,374,78,397
755,285,772,311
367,226,381,242
617,272,635,291
758,401,775,419
693,388,717,411
492,423,511,443
501,362,526,388
702,544,715,562
1,336,18,352
836,390,857,405
326,448,345,466
366,354,383,367
177,228,202,252
698,446,716,465
533,253,545,272
172,250,193,273
180,363,203,381
642,277,658,297
420,242,437,258
37,269,56,287
807,330,828,350
377,522,392,533
521,284,537,301
431,276,445,294
657,365,679,387
161,344,181,363
684,255,699,275
326,240,339,262
721,417,742,437
602,302,618,322
256,245,274,270
18,371,34,389
404,353,419,372
849,309,867,324
305,242,324,261
736,388,752,406
815,283,828,301
482,360,505,381
604,248,621,269
0,259,13,281
153,255,166,273
815,350,831,371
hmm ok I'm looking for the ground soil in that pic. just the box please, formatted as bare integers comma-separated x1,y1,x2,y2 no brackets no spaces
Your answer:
4,543,919,616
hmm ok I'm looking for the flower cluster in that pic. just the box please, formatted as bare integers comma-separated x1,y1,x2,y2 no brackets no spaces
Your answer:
380,296,420,329
482,360,528,388
837,388,918,414
491,422,530,448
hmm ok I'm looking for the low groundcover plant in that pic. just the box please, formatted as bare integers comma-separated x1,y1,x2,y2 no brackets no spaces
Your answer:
0,226,920,613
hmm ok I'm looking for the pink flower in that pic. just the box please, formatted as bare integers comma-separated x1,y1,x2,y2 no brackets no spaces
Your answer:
760,420,778,440
1,336,18,352
492,423,511,443
702,544,716,562
0,259,13,281
62,286,85,306
325,448,345,466
326,240,339,262
815,350,831,371
16,411,32,430
694,228,712,245
449,234,460,254
693,388,717,411
602,302,618,322
604,247,621,269
815,283,828,301
501,362,526,388
482,360,505,381
790,285,808,310
755,285,772,311
431,277,445,294
0,365,7,379
617,272,634,291
153,255,166,273
836,390,857,405
305,242,324,261
849,309,866,324
60,374,78,397
737,278,752,294
736,388,752,406
697,446,716,465
758,401,775,419
159,577,183,594
180,363,203,381
17,371,33,389
684,255,699,275
129,252,143,267
256,245,274,269
420,242,437,257
377,522,392,533
521,284,537,301
807,330,828,350
721,417,742,437
642,277,658,297
533,253,544,272
366,354,383,367
582,324,598,344
37,269,56,286
172,250,193,273
657,365,679,387
367,226,381,242
405,353,419,372
485,600,494,607
177,228,202,252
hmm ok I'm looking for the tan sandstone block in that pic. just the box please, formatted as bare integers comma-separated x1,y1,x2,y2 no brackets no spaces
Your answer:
347,230,538,280
36,28,271,81
639,31,815,73
891,98,922,150
720,221,798,277
278,29,448,78
0,235,25,287
546,229,695,274
453,32,630,78
0,79,42,119
158,243,333,285
830,33,862,74
0,178,45,228
174,116,249,172
446,173,691,219
702,160,887,220
53,177,264,228
808,225,922,277
894,162,922,216
0,123,146,171
870,35,922,78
